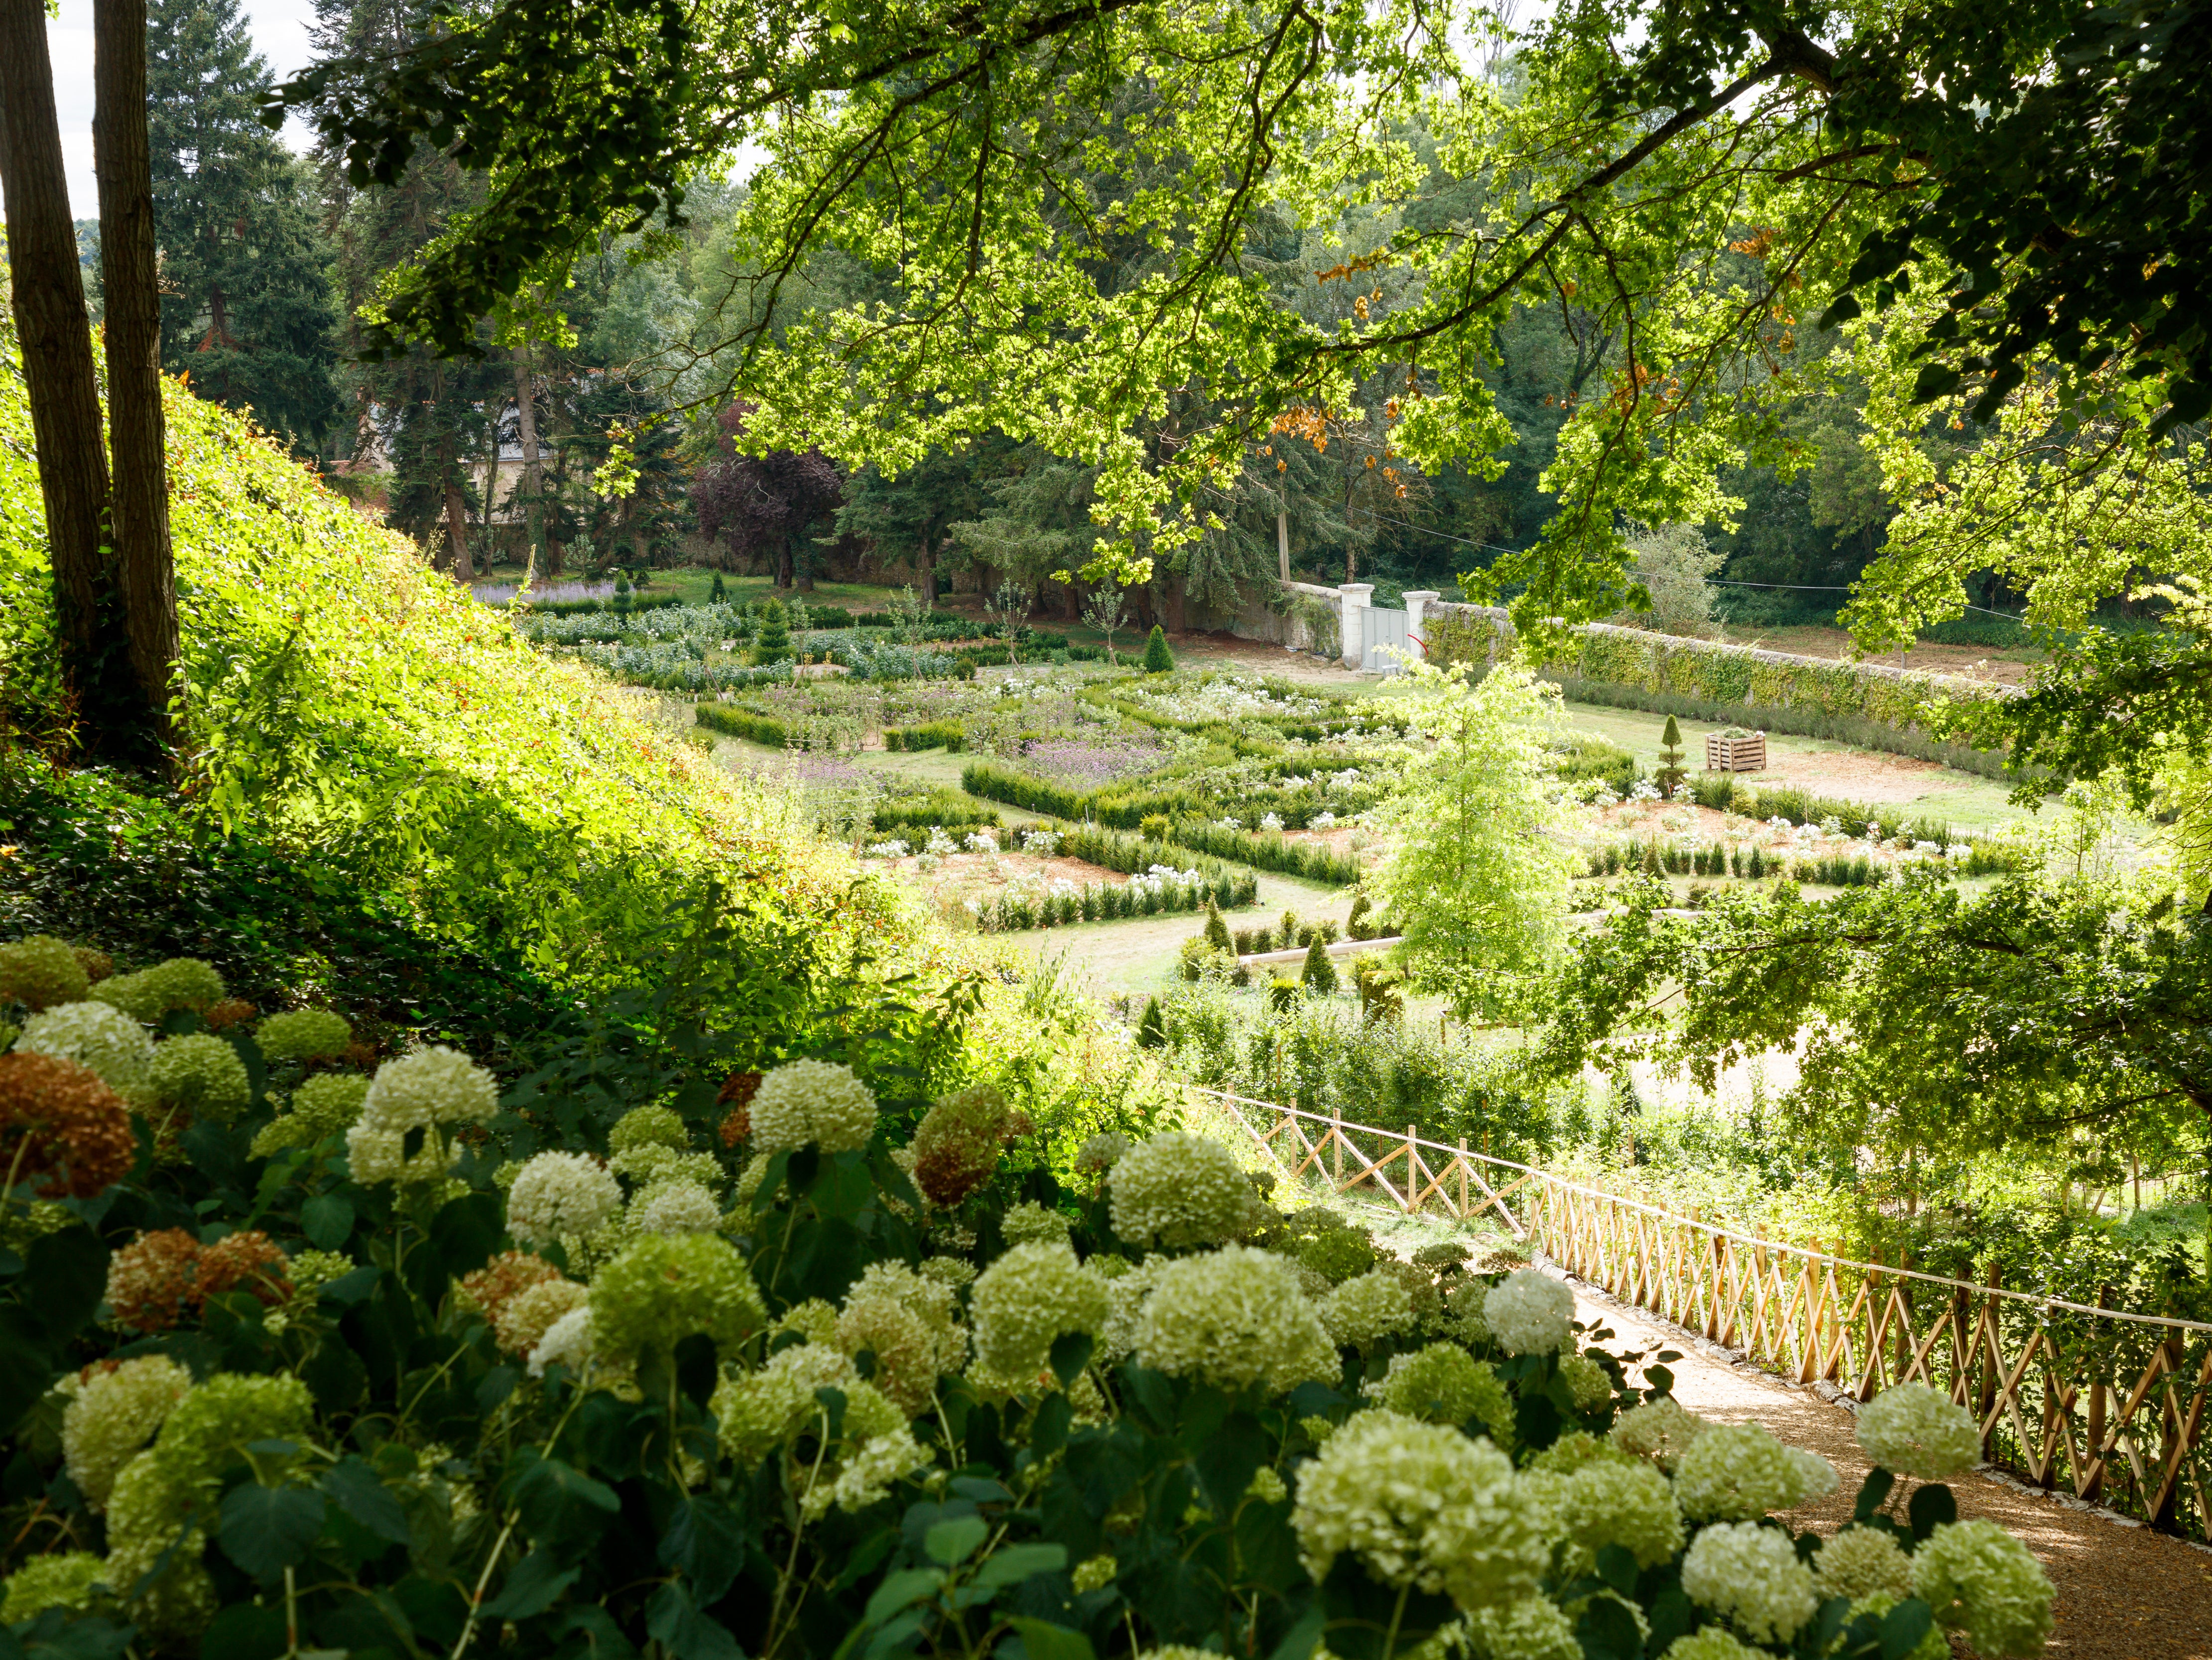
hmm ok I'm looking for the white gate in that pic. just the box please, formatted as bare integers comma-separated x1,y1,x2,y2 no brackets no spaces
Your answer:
1360,605,1409,673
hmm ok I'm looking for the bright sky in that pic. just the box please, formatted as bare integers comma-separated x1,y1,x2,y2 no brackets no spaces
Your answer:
48,0,322,221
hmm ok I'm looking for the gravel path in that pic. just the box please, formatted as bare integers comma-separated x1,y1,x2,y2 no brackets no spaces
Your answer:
1561,1273,2212,1660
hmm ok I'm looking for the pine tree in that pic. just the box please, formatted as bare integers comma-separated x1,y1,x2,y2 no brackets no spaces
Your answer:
1347,891,1372,939
1300,935,1339,996
710,571,727,602
1135,995,1166,1048
755,599,791,659
612,569,633,615
1205,900,1233,954
1142,624,1175,673
148,0,339,452
1654,715,1688,796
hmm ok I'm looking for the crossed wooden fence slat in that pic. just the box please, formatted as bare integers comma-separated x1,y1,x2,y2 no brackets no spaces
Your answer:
1195,1085,2212,1541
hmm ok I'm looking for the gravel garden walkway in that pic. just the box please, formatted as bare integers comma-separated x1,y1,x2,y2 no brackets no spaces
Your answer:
1558,1274,2212,1660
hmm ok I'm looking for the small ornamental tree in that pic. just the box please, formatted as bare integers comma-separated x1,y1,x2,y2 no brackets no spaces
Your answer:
1142,624,1175,673
1300,934,1338,996
1654,715,1688,795
1135,994,1166,1047
1205,899,1233,954
612,568,633,615
710,571,727,602
756,598,791,659
1347,891,1373,938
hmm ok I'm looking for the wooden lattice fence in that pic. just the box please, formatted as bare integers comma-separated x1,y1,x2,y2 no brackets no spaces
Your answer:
1199,1086,2212,1541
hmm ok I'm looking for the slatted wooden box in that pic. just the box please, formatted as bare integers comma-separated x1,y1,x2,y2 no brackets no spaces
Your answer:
1705,731,1766,771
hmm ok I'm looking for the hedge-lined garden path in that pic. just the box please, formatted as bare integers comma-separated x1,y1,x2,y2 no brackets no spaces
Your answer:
1554,1274,2212,1660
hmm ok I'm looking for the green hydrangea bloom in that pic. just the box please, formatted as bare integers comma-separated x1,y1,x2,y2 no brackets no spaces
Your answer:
95,959,225,1023
609,1105,690,1153
590,1233,766,1362
1557,1457,1684,1568
1463,1595,1582,1660
1319,1269,1415,1350
1910,1519,2055,1659
1365,1344,1515,1442
1001,1200,1074,1246
149,1035,251,1123
62,1355,192,1510
250,1073,372,1156
971,1242,1109,1377
0,936,92,1012
1109,1132,1255,1250
0,1551,109,1622
254,1009,352,1062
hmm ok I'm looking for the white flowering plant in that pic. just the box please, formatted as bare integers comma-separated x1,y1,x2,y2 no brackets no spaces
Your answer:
0,941,2055,1660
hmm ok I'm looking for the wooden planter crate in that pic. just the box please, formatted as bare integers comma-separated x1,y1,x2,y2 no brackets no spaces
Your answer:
1706,731,1766,771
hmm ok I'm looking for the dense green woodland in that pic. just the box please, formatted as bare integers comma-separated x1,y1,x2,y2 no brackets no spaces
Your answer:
0,0,2209,1649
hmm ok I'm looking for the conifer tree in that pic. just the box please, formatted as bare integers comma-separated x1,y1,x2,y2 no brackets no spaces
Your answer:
1205,900,1232,954
1142,624,1175,673
1654,715,1688,796
1300,935,1338,996
1135,995,1166,1048
148,0,338,452
755,598,791,659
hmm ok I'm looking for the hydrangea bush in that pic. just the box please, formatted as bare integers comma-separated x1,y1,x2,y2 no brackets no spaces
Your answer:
0,942,2056,1660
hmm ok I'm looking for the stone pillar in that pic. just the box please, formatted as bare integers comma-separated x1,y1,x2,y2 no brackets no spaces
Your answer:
1402,590,1439,663
1338,583,1373,669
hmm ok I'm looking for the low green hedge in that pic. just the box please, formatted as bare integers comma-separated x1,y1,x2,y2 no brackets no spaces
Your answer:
977,865,1254,930
872,789,999,831
883,720,966,752
490,592,685,617
693,703,793,747
961,762,1361,884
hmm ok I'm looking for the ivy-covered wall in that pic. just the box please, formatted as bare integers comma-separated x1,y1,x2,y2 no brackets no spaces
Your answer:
1426,603,2015,774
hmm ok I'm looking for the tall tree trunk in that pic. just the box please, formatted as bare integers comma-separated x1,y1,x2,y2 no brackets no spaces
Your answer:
0,0,125,740
918,531,937,605
443,475,474,580
512,344,545,575
95,0,178,757
776,530,794,590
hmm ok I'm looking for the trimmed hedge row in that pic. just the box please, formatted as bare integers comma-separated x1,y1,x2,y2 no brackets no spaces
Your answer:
693,703,794,747
492,592,687,617
961,761,1362,884
884,721,966,752
1427,603,2016,778
873,790,999,832
977,867,1252,931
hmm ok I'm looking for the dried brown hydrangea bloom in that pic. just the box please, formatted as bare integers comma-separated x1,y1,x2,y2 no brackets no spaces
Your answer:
71,947,115,984
0,1051,136,1197
717,1071,762,1148
459,1250,565,1326
202,999,257,1032
910,1083,1025,1208
105,1230,203,1333
196,1231,292,1307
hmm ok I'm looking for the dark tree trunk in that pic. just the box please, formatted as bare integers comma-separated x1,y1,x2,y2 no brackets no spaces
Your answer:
512,345,545,573
0,0,129,741
95,0,178,757
776,531,794,589
443,477,474,579
918,531,937,604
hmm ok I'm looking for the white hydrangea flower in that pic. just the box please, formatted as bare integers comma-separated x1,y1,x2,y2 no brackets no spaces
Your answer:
1553,1456,1684,1569
1910,1519,2055,1659
1482,1269,1575,1355
1292,1409,1548,1611
1856,1383,1980,1480
970,1242,1110,1377
1673,1423,1828,1521
527,1305,597,1378
1319,1270,1414,1348
1656,1628,1765,1660
62,1356,192,1511
506,1152,622,1244
346,1046,496,1184
1556,1353,1612,1411
749,1059,879,1155
1679,1521,1819,1644
1109,1131,1255,1249
1814,1525,1913,1601
1134,1246,1336,1393
632,1180,724,1235
1610,1398,1707,1471
1462,1595,1581,1660
20,1002,155,1101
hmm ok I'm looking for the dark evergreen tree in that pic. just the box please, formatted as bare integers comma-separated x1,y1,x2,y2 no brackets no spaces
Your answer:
148,0,340,452
1135,995,1166,1048
1300,935,1339,997
1142,624,1174,673
754,598,791,659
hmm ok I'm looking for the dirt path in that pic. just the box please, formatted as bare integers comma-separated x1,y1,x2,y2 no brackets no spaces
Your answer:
1559,1274,2212,1660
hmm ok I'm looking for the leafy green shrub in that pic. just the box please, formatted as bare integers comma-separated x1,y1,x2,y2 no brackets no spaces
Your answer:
1142,625,1175,672
883,720,966,752
694,703,794,746
871,790,1000,832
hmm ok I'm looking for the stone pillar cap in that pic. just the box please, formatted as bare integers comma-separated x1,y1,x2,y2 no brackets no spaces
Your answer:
1339,583,1375,595
1401,590,1440,602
